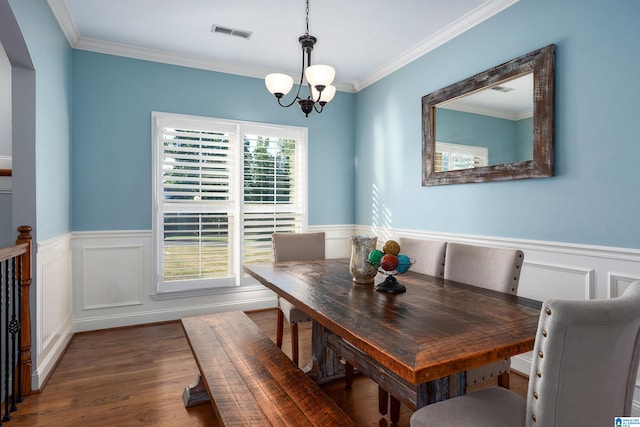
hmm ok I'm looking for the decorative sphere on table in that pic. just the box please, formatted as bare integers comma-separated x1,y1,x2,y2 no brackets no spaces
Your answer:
380,254,399,271
396,254,411,273
367,249,384,268
382,240,401,256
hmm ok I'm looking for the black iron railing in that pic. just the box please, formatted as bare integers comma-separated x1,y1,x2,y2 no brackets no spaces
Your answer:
0,227,32,425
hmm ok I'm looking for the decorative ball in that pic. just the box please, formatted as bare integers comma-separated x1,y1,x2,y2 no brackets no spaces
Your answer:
380,254,399,271
367,249,384,267
383,240,401,256
396,254,411,273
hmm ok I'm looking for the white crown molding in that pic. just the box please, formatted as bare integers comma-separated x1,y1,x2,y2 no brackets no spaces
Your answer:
47,0,79,47
82,37,356,93
440,104,533,121
353,0,520,91
47,0,516,94
75,36,360,93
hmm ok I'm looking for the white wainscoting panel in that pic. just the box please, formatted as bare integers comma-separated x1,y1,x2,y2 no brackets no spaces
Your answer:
608,273,640,299
71,230,290,332
309,224,354,259
519,261,594,301
35,233,73,390
81,244,144,309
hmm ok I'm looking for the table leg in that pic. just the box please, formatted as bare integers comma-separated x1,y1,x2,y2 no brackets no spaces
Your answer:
415,372,466,407
182,372,210,407
303,321,346,384
379,388,389,415
325,329,467,413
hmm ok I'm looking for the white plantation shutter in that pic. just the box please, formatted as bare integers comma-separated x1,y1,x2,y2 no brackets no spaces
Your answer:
242,130,305,265
435,142,488,172
153,113,307,294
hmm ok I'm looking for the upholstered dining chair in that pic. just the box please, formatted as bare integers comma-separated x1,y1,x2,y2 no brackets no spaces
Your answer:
444,242,524,390
383,237,448,422
398,237,447,277
410,280,640,427
272,232,325,367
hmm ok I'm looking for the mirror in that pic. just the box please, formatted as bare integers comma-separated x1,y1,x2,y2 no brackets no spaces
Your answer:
422,44,555,186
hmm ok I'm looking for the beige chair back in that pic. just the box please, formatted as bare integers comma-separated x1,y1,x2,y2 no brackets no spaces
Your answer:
409,281,640,427
526,281,640,426
444,242,524,295
398,237,446,277
272,232,326,262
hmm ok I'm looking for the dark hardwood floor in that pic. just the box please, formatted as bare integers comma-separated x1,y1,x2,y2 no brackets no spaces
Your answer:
5,309,528,426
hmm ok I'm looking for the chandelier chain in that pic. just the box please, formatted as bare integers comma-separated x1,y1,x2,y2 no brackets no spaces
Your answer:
305,0,310,35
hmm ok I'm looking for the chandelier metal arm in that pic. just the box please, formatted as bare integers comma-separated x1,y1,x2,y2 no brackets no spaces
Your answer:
275,49,307,108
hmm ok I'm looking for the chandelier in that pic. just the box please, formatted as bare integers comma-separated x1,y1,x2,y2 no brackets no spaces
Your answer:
265,0,336,117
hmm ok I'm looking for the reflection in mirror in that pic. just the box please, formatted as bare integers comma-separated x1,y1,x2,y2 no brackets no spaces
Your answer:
435,73,533,170
422,44,555,186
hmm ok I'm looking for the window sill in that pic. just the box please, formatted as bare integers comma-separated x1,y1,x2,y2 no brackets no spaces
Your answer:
150,283,268,301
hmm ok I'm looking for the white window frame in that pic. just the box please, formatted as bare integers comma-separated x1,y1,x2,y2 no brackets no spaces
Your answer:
152,112,308,296
435,141,488,172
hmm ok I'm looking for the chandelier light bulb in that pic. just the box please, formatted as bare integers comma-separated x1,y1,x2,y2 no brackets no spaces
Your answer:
305,64,335,89
312,84,336,104
265,73,294,97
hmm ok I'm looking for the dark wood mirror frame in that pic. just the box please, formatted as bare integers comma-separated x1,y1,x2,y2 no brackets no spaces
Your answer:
422,44,555,186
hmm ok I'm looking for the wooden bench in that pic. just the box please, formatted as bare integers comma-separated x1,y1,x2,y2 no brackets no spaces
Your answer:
181,311,355,426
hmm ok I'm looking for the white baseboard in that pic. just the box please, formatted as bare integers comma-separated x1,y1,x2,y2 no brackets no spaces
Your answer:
511,353,533,378
32,316,73,391
72,294,276,332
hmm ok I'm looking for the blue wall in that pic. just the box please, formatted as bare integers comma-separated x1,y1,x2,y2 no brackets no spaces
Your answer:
435,108,531,165
71,52,356,230
9,0,72,241
354,0,640,249
515,118,533,162
10,0,640,250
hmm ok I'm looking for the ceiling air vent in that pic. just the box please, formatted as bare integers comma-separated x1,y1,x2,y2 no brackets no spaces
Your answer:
211,24,252,40
491,85,514,93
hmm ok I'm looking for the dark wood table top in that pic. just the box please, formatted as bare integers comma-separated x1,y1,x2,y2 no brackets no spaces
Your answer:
244,258,541,385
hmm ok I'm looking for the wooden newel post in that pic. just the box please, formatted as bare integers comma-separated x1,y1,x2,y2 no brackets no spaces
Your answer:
16,225,32,396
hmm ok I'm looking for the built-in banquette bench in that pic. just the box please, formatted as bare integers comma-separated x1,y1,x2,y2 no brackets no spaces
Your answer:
181,311,355,426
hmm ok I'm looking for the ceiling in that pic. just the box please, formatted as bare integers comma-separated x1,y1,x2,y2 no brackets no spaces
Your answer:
47,0,519,92
440,73,533,119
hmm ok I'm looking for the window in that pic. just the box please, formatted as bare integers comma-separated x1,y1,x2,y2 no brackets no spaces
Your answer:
152,112,307,295
435,142,488,172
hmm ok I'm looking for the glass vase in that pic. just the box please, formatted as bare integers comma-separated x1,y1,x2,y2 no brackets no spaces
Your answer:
349,235,378,284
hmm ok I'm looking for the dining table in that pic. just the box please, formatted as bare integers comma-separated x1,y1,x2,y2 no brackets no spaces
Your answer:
243,258,541,412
